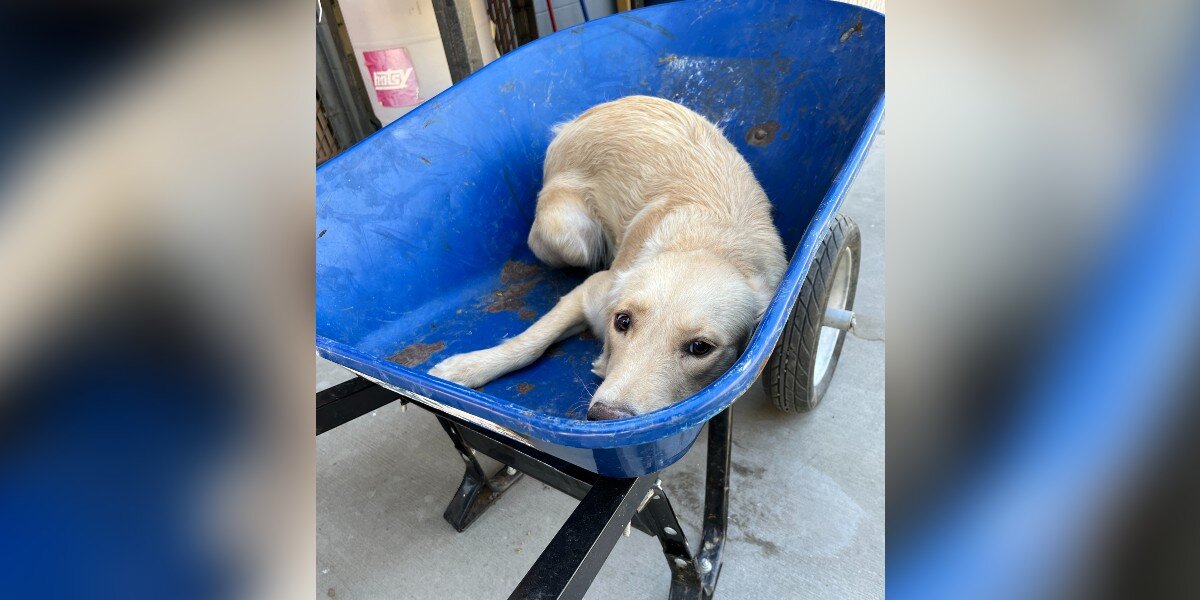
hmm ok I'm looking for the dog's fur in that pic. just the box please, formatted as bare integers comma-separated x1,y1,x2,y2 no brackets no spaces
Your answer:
429,96,786,419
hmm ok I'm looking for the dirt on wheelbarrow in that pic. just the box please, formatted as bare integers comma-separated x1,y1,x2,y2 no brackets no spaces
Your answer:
487,260,544,314
388,341,445,367
500,259,543,283
486,278,540,313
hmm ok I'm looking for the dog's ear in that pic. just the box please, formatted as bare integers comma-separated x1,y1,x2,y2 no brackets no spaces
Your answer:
591,340,610,377
747,274,777,321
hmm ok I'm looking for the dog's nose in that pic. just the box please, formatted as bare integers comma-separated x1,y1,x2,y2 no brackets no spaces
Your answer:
586,402,634,421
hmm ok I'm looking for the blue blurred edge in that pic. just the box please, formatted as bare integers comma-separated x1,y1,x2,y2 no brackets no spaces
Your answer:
887,45,1200,600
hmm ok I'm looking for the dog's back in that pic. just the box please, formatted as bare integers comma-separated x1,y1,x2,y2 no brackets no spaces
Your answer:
531,96,786,291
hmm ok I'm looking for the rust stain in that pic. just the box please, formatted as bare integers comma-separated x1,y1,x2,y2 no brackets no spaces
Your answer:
500,259,543,283
486,260,545,315
746,121,781,147
388,341,445,367
840,18,864,43
516,383,535,395
486,278,540,313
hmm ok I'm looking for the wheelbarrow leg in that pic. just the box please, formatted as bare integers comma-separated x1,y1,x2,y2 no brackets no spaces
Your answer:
437,416,524,532
509,475,658,600
638,406,732,599
696,406,732,597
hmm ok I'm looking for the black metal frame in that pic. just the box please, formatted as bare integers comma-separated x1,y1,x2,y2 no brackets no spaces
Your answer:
317,377,731,599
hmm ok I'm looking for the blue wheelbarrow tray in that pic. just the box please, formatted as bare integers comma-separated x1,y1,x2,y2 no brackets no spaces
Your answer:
316,0,884,478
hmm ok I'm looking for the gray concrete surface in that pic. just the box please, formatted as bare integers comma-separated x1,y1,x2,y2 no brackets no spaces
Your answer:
316,130,884,599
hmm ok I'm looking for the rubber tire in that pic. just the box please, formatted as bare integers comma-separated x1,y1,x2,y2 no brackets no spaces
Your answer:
763,214,861,412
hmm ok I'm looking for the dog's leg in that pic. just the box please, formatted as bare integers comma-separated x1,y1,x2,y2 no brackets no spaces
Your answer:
527,181,607,269
430,271,612,388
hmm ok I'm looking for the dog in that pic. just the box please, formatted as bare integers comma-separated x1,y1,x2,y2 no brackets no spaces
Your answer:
429,96,786,420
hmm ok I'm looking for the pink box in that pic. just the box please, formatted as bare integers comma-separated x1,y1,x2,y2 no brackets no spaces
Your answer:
363,48,420,108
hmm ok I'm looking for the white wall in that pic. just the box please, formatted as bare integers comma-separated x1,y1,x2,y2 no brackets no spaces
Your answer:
338,0,500,125
533,0,616,38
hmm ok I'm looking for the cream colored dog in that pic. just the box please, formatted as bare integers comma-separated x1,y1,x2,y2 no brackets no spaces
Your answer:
429,96,786,419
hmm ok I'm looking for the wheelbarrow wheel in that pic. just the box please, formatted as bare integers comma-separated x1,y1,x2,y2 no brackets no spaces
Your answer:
764,213,861,412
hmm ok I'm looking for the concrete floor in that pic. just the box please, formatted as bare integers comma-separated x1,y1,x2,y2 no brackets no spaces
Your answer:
316,129,884,599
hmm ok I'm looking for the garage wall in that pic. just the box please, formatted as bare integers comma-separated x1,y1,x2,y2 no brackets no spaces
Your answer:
338,0,500,125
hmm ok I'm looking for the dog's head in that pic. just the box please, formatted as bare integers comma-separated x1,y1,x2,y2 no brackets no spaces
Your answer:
586,251,773,420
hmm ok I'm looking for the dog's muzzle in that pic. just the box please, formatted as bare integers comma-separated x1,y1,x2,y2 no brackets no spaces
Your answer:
586,402,634,421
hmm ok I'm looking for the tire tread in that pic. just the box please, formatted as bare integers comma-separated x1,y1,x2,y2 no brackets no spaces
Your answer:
763,214,861,412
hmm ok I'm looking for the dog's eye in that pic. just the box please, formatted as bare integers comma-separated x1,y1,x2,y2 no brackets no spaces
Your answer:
613,312,632,333
686,340,714,357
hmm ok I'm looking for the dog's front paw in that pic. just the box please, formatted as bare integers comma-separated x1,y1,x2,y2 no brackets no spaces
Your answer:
429,351,501,389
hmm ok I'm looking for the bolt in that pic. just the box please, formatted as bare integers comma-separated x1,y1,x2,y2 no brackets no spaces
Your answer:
505,467,517,476
753,128,767,141
663,526,678,536
698,558,713,574
636,488,655,512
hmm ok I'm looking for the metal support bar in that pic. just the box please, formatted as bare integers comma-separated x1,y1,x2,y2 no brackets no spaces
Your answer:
455,419,594,500
631,407,732,599
437,417,525,531
316,376,401,435
316,379,734,599
637,485,704,598
509,475,657,600
444,404,659,536
431,0,487,84
696,407,732,597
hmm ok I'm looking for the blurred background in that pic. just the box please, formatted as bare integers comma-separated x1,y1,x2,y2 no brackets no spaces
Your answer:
0,0,1197,598
888,0,1200,598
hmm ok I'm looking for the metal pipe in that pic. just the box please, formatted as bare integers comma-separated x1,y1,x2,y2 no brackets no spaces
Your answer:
823,307,857,331
545,0,558,32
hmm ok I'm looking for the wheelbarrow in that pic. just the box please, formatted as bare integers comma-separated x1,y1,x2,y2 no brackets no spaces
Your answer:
316,0,883,597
